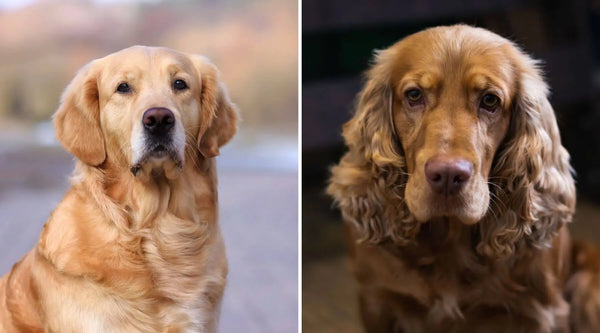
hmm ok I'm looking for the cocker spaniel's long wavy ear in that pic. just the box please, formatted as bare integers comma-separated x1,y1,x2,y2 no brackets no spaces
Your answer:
53,62,106,166
479,51,576,258
190,55,238,158
327,48,417,245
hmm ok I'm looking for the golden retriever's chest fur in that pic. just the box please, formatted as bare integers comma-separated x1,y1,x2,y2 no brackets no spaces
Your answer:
34,164,227,332
133,212,225,330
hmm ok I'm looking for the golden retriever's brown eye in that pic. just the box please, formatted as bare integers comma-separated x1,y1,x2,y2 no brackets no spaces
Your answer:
116,83,131,94
173,79,188,91
480,94,500,112
405,89,422,102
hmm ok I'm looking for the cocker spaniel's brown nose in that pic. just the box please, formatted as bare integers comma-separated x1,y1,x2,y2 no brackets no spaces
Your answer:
425,157,473,195
143,107,175,136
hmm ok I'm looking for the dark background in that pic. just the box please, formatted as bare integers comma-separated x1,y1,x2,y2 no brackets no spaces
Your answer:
302,0,600,331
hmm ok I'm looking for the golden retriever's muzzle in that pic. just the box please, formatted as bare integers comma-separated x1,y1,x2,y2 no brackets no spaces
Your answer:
130,107,183,176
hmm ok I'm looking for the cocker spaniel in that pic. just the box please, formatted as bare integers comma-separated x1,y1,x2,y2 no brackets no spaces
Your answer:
0,46,237,332
328,25,600,332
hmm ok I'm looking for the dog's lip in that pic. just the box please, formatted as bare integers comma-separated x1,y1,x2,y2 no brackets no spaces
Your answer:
152,144,168,154
421,200,484,225
408,189,485,223
130,144,183,176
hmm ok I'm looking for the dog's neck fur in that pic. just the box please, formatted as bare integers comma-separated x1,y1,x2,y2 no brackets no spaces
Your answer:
373,218,569,330
382,218,484,271
69,148,216,224
36,155,224,330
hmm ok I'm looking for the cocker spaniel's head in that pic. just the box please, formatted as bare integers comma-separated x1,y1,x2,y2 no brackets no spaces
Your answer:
328,25,575,258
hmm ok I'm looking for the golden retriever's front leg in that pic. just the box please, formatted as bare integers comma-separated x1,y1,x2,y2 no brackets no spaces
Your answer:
203,291,225,333
200,270,228,328
163,276,226,333
0,275,18,332
0,251,44,333
196,243,227,333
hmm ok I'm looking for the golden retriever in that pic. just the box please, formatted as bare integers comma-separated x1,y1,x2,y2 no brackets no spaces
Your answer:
328,25,600,332
0,46,237,332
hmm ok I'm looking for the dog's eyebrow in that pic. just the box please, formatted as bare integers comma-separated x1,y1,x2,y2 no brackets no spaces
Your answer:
418,73,438,90
165,63,188,76
105,66,140,79
397,71,441,92
469,73,492,91
466,72,507,97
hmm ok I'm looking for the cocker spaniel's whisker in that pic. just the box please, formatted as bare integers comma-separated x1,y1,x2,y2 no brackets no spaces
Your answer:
487,183,508,211
487,193,502,220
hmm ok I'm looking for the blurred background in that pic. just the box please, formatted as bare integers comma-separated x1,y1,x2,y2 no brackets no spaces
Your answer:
0,0,297,332
303,0,600,332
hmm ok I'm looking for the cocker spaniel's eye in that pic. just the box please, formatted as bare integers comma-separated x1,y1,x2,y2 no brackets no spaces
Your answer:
116,82,131,94
405,88,423,104
480,94,500,112
173,79,188,91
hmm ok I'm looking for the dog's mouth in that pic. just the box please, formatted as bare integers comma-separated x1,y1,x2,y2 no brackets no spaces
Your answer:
405,175,489,225
130,143,183,177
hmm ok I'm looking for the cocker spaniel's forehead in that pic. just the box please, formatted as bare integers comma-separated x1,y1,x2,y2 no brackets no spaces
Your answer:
391,31,518,96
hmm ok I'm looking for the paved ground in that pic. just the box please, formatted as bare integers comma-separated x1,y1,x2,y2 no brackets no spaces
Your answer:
0,129,298,332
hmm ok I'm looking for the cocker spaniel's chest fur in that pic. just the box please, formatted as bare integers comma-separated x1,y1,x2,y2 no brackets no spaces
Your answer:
352,224,569,331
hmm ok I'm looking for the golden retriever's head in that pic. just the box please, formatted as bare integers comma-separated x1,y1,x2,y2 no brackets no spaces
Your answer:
328,25,575,257
53,46,237,180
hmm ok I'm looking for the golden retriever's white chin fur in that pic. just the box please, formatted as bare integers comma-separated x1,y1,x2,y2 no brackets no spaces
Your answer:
133,155,185,181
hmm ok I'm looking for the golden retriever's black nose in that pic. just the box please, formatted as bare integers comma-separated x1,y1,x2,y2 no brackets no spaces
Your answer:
425,157,473,195
143,108,175,135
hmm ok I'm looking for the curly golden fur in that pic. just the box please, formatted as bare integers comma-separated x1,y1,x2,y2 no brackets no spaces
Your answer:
0,46,237,332
328,25,600,332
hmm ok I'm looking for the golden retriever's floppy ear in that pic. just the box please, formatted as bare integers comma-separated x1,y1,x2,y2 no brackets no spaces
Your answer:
190,55,238,158
480,52,576,258
327,48,417,245
53,62,105,166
